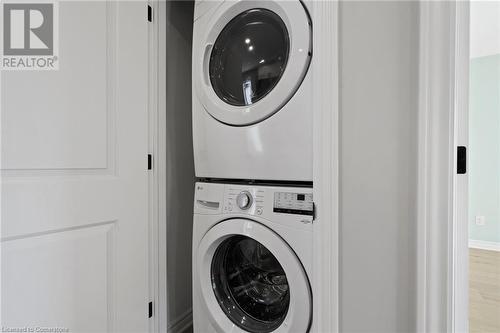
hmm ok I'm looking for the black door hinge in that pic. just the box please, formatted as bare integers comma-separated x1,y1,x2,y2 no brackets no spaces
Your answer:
147,5,152,22
312,202,317,221
457,146,466,174
148,154,152,170
148,301,153,318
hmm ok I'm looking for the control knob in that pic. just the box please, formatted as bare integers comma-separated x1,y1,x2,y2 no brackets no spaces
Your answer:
236,191,253,210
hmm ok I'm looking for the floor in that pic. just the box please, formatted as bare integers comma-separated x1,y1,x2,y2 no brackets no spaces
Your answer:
469,248,500,333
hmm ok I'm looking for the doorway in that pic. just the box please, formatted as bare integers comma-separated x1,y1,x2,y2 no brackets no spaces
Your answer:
468,2,500,332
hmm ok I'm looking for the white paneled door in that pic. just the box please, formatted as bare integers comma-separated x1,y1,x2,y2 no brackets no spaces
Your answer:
1,1,150,332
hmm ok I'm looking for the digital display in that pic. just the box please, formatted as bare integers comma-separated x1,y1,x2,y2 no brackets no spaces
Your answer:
273,192,313,216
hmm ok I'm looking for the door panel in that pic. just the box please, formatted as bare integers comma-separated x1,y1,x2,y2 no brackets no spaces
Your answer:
1,1,149,332
2,223,113,330
2,1,110,170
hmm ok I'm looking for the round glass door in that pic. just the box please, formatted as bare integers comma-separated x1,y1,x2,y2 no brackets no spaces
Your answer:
209,9,290,106
211,235,290,333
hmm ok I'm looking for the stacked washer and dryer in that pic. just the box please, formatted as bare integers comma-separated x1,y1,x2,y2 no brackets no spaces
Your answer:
192,1,314,332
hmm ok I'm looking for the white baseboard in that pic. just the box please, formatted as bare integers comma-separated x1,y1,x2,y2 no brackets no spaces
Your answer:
168,309,192,333
469,239,500,252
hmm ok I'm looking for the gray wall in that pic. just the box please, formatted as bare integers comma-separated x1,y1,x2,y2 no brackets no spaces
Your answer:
339,1,419,332
165,0,195,330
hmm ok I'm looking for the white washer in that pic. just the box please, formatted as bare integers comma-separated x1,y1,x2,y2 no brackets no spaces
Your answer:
193,182,313,333
192,0,313,181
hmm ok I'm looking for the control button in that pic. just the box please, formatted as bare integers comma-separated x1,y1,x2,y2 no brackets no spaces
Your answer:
236,191,253,210
256,208,263,215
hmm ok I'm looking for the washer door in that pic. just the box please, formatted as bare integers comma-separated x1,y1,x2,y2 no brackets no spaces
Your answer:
196,219,311,333
194,1,311,126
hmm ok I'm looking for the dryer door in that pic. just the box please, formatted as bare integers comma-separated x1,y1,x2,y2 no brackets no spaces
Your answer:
194,1,311,126
196,219,311,333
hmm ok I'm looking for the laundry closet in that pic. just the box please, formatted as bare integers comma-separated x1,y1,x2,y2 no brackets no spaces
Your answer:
161,1,420,333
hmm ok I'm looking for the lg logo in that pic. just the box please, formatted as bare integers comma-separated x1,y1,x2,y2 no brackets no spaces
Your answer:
3,3,54,56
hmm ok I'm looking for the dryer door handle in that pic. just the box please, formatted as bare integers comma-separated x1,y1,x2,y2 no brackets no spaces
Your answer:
196,199,220,209
202,44,213,87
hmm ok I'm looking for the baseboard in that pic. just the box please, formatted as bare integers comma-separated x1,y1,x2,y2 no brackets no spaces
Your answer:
469,239,500,252
168,309,193,333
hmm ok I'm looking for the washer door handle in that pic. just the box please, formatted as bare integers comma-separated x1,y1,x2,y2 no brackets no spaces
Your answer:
202,43,213,87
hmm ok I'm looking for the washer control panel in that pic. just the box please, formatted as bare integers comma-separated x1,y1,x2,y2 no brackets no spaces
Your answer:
222,185,313,218
273,192,313,216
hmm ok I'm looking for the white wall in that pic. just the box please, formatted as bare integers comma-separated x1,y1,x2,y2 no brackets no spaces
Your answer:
165,1,196,331
470,0,500,58
339,1,419,331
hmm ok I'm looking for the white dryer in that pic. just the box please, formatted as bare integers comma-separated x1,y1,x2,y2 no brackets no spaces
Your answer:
192,0,313,181
192,182,313,332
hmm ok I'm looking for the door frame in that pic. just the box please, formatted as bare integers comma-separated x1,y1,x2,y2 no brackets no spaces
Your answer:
148,0,166,332
417,1,469,332
311,1,340,332
452,2,469,332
